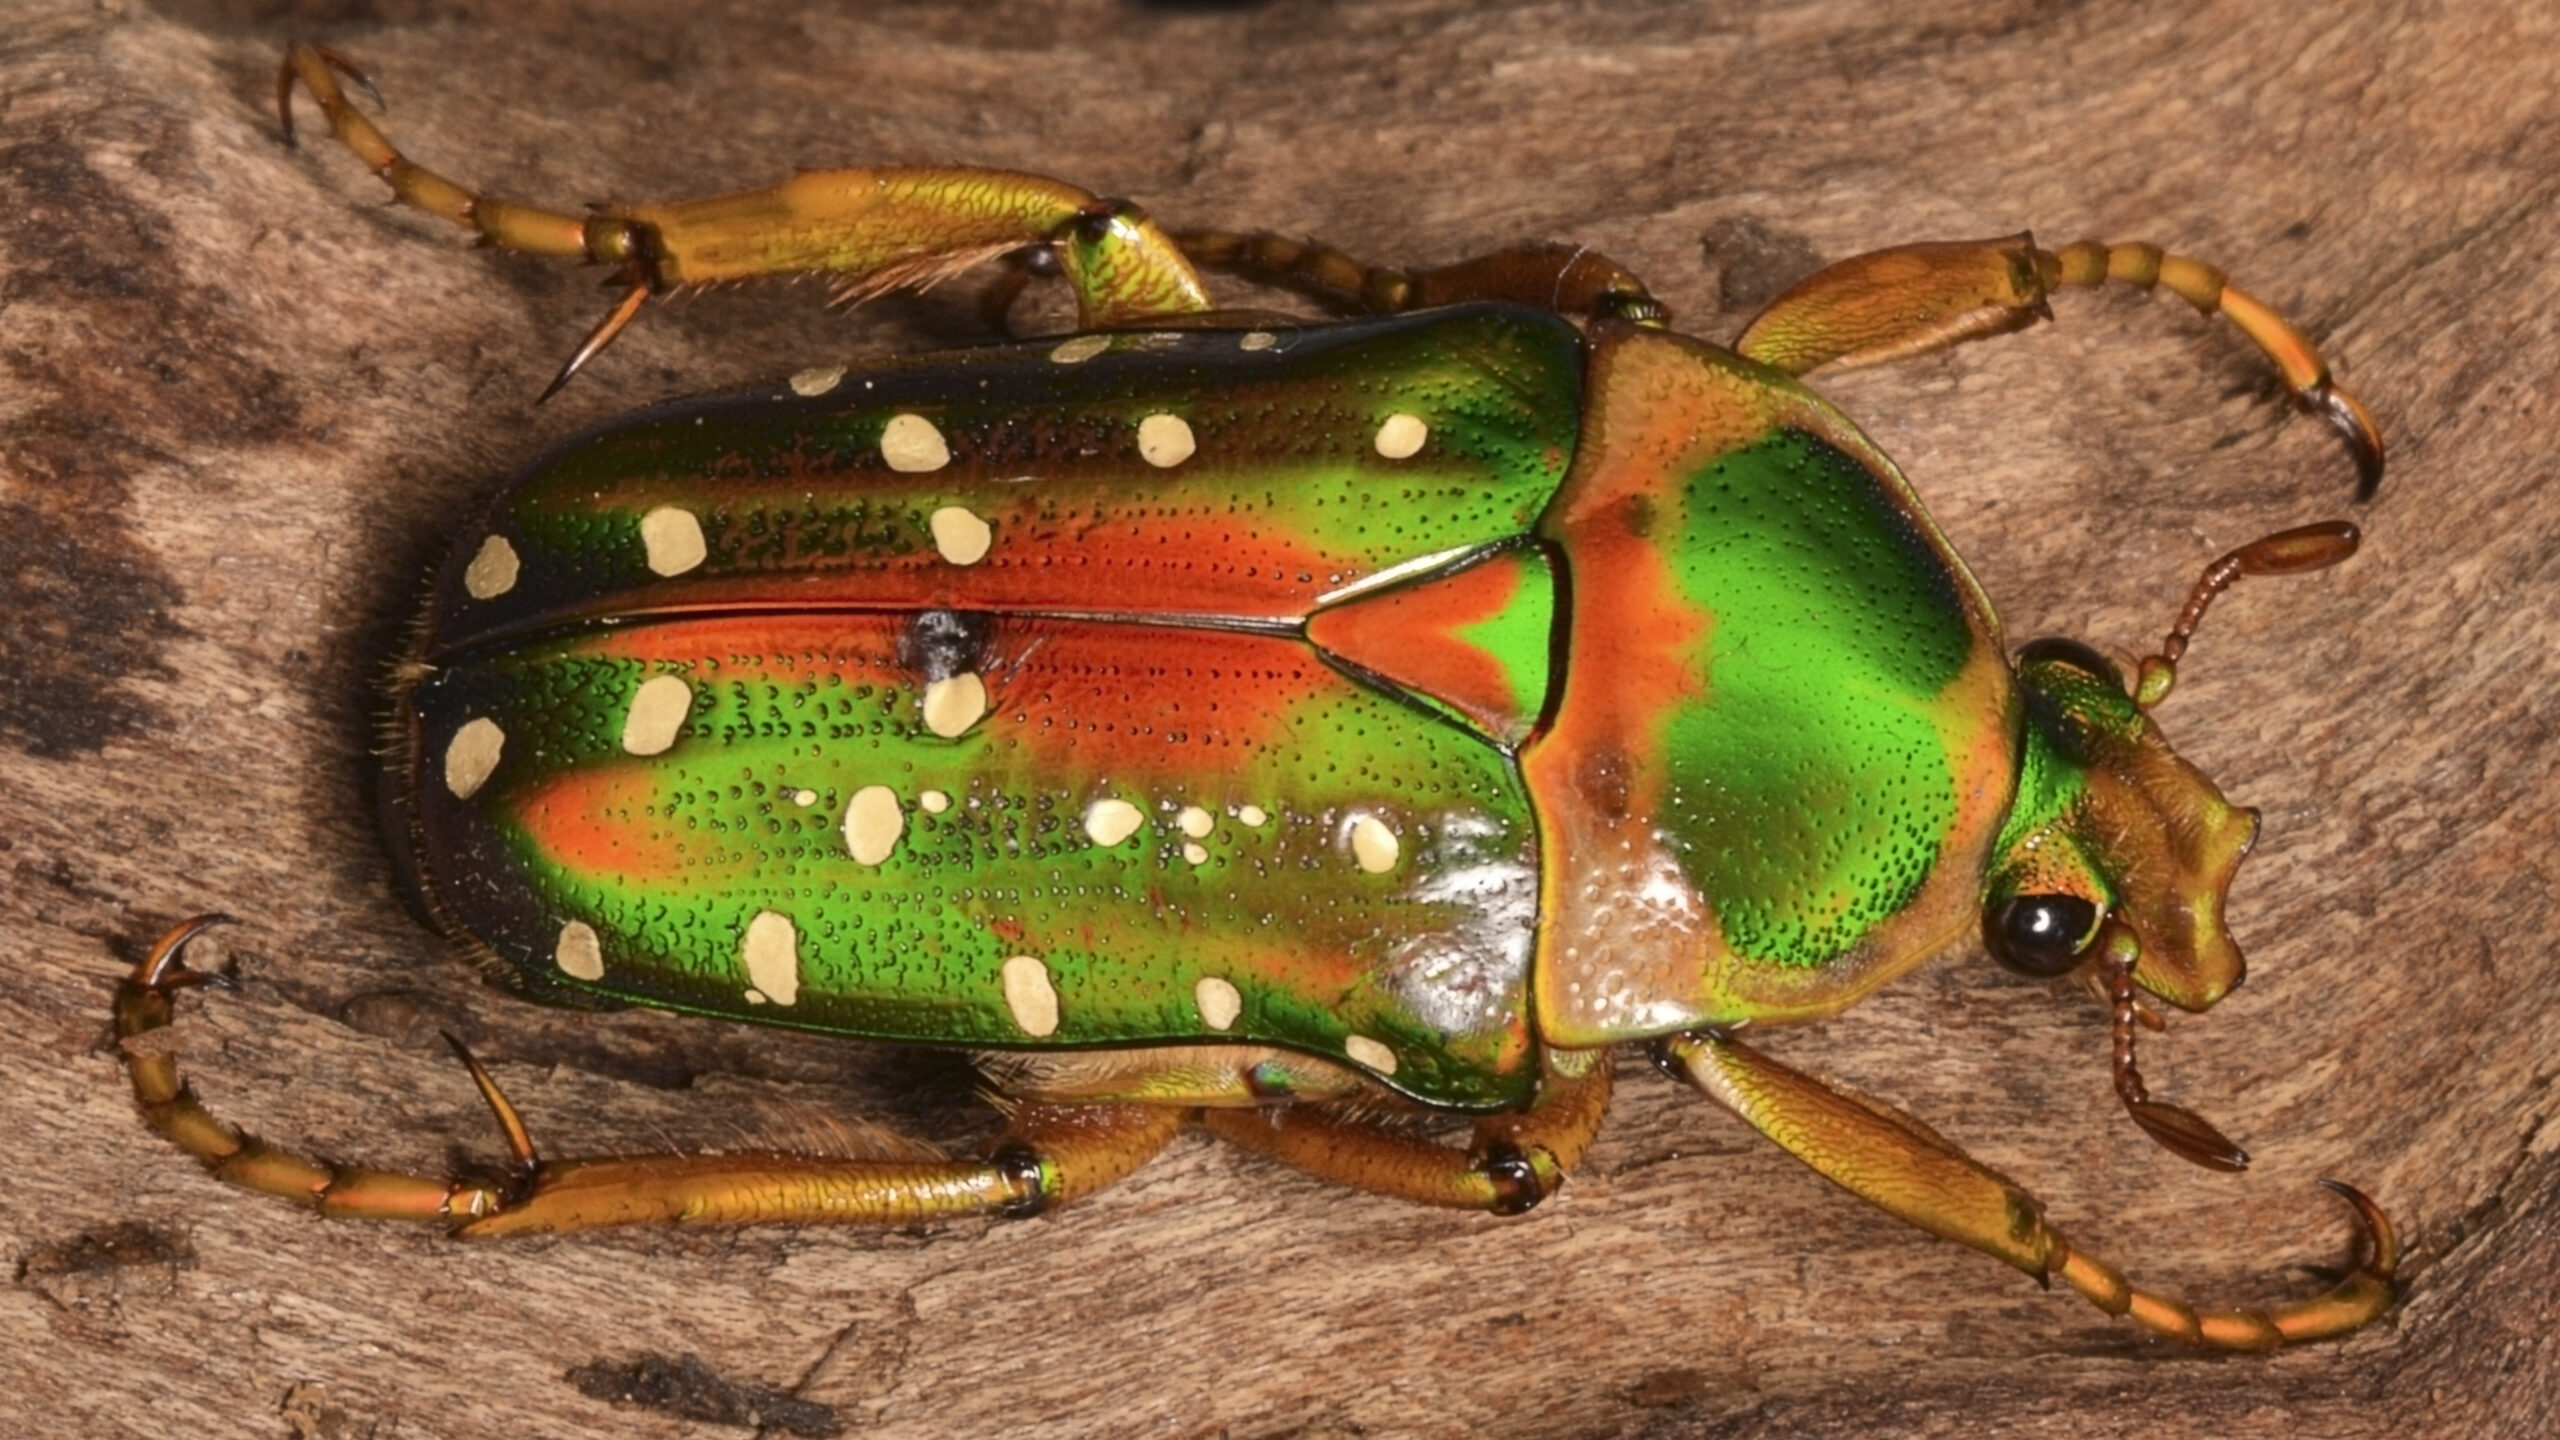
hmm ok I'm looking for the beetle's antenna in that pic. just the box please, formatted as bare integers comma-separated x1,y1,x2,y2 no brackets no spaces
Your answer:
2135,520,2361,711
2103,925,2250,1171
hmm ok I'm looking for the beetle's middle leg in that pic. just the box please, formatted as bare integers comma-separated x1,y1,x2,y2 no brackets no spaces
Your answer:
1198,1058,1612,1214
1728,232,2383,497
1173,231,1668,325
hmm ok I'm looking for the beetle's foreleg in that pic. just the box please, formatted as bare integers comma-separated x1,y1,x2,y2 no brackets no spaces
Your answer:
1172,231,1666,324
1198,1058,1610,1215
277,45,1213,394
1654,1030,2398,1348
1730,233,2382,498
115,915,1183,1235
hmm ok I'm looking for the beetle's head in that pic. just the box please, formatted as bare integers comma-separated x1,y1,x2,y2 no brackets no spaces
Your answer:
1972,523,2358,1172
1981,638,2256,1012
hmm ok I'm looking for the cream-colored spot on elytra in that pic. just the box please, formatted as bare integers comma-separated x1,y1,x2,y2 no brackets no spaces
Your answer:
443,717,504,799
742,910,800,1007
462,534,520,600
1238,330,1277,352
921,672,988,738
1194,976,1243,1031
555,920,604,981
789,364,846,397
1182,841,1209,866
880,413,951,472
790,788,819,807
1349,814,1400,873
639,505,708,577
843,784,905,866
1344,1034,1398,1075
1238,804,1269,828
744,989,768,1005
919,788,951,814
1374,413,1429,460
620,674,693,755
929,505,993,566
1176,805,1214,838
1083,798,1145,847
1136,413,1196,468
1049,334,1111,365
1000,955,1061,1037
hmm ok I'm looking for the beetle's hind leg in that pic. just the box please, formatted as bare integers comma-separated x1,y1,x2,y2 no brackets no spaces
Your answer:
276,44,1213,395
1730,233,2382,499
115,915,1181,1235
1172,230,1667,325
1199,1056,1611,1214
1656,1030,2398,1349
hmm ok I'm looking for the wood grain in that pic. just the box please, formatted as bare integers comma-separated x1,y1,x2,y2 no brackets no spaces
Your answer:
5,2,2551,1437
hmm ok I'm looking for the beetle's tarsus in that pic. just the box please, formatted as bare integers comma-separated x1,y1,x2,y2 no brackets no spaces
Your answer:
276,44,378,147
134,911,236,991
2310,383,2386,500
2057,1179,2398,1347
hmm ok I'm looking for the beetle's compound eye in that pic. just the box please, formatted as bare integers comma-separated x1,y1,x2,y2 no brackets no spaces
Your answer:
1983,894,2102,978
2014,636,2126,693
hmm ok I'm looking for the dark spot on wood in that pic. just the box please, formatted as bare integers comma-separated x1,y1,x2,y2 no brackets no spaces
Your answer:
1625,1366,1719,1409
0,123,300,758
1700,216,1825,313
337,989,463,1049
15,1221,195,1281
568,1353,842,1437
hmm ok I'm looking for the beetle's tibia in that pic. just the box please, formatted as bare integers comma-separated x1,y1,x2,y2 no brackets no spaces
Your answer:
1176,231,1665,325
1197,1059,1609,1211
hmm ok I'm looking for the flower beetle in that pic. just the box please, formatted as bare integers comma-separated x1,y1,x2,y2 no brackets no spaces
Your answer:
116,43,2397,1350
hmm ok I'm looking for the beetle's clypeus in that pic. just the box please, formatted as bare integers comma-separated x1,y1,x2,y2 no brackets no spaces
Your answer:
115,43,2398,1349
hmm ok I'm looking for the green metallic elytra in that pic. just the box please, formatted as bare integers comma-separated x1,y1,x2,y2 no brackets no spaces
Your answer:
109,42,2400,1355
399,307,1584,1110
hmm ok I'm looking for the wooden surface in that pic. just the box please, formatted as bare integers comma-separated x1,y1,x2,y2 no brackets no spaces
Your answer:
5,2,2553,1436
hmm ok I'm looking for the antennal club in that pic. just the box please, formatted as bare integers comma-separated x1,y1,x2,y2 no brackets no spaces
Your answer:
2103,925,2251,1170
